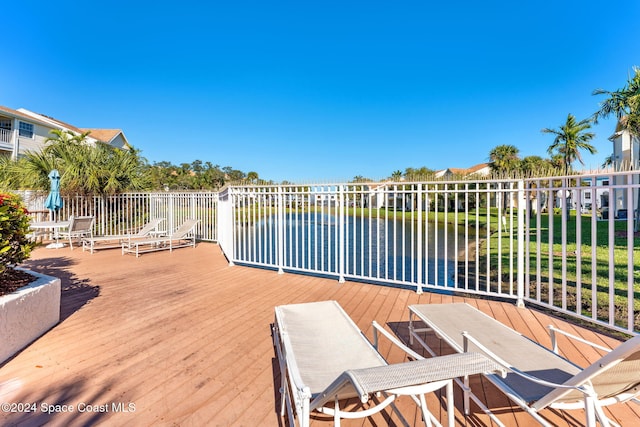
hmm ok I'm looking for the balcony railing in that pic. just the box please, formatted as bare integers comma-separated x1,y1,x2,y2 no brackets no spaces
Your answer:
0,127,12,145
12,170,640,334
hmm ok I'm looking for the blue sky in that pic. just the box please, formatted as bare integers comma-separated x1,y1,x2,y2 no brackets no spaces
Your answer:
3,1,640,183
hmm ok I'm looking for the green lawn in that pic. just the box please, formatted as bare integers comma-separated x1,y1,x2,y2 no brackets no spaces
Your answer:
483,210,640,331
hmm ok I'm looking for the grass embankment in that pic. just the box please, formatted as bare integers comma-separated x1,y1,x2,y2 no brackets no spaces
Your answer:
485,210,640,331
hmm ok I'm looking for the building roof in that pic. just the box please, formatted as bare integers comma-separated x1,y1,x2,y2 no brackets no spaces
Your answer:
0,105,54,128
466,163,491,174
0,105,130,147
80,128,129,147
435,163,491,178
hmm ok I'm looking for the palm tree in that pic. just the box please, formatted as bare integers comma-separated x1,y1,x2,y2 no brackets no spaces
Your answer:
488,145,520,175
6,130,149,195
542,114,596,175
246,171,259,184
391,170,403,181
520,155,550,177
593,66,640,137
601,154,615,169
593,67,640,229
404,166,434,181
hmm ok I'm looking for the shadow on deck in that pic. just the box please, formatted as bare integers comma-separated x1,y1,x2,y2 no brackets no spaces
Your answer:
0,243,638,426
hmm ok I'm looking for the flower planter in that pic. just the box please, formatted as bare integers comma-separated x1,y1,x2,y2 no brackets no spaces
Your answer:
0,270,60,364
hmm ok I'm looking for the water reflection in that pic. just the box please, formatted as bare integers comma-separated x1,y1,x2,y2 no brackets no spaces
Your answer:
235,213,475,287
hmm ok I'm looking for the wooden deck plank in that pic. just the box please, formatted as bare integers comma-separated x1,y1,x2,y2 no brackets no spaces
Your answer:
0,243,638,426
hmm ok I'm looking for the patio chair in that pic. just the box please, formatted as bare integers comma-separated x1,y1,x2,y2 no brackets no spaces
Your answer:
273,300,505,427
408,303,640,427
83,218,166,253
57,215,94,250
121,218,199,257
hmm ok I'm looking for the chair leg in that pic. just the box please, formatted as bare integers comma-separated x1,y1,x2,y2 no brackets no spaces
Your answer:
593,401,613,427
584,395,597,427
279,370,287,416
463,375,470,415
418,393,433,427
446,380,454,427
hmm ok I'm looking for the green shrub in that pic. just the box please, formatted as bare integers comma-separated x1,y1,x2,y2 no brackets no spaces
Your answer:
0,193,35,275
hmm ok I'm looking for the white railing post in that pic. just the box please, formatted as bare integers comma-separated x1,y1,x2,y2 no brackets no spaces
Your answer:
167,192,175,233
338,184,345,283
217,188,234,266
416,183,423,294
277,186,285,274
516,179,525,308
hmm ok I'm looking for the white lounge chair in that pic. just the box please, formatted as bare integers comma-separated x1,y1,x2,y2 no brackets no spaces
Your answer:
82,218,166,253
121,218,199,257
57,215,94,250
273,300,505,427
409,303,640,427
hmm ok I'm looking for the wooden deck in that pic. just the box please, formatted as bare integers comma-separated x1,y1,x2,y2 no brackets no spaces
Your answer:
1,243,639,426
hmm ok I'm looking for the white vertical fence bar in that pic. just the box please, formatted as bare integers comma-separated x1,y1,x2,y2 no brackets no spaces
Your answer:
516,180,525,307
276,186,284,274
416,183,424,293
591,178,598,324
627,183,635,331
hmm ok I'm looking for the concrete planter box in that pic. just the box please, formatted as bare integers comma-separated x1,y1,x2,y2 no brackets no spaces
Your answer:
0,270,60,364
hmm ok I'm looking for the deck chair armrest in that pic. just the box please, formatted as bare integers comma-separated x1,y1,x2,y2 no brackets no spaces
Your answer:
372,320,424,361
461,332,588,392
548,325,613,355
311,352,505,410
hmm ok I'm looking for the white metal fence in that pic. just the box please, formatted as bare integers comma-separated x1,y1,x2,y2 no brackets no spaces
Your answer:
13,170,640,333
524,171,640,334
222,182,524,295
17,191,218,242
220,172,639,334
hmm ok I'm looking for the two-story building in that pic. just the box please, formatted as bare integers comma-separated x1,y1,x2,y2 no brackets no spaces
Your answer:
0,105,130,159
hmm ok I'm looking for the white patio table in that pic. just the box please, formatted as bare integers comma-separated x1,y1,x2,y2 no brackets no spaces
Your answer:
30,221,70,249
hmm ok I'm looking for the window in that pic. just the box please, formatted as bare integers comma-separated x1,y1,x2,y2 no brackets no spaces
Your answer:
18,122,34,138
0,119,10,130
585,192,591,199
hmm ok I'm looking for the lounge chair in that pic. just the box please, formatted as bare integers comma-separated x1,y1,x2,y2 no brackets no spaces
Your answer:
121,218,199,257
408,303,640,427
273,300,505,427
57,215,94,250
83,218,165,253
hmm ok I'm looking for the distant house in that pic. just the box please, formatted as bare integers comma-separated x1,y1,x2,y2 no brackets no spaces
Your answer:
609,117,639,217
610,116,639,169
0,105,130,159
434,163,491,179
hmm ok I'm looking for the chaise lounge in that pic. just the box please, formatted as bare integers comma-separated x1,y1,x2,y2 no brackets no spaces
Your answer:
121,218,199,257
83,217,166,253
408,303,640,427
273,300,505,427
57,215,95,250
